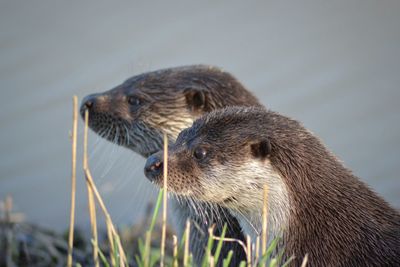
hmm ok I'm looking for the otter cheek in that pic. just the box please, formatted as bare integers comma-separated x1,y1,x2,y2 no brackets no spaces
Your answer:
164,157,188,195
193,168,222,203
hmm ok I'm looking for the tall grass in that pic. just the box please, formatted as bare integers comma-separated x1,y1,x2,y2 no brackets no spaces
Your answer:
160,133,169,266
67,96,78,267
84,110,99,267
67,96,296,267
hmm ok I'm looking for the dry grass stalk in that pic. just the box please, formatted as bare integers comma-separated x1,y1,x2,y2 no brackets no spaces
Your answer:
211,235,248,265
81,106,118,266
87,163,99,267
84,110,99,267
183,219,190,267
83,130,127,267
261,185,269,256
172,235,178,267
106,221,116,267
300,253,308,267
84,167,127,266
160,133,168,267
208,226,215,264
246,235,251,267
67,95,78,267
209,255,215,267
143,230,151,267
212,235,248,255
255,236,260,264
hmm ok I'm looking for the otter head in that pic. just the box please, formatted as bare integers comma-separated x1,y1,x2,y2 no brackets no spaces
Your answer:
144,107,289,218
80,65,260,157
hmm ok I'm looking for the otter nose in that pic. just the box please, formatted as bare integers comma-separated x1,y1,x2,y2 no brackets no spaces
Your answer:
80,94,97,116
144,154,163,182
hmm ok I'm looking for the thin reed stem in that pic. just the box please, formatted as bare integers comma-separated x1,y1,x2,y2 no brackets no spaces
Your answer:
84,110,99,267
106,221,116,267
84,161,127,266
67,96,78,267
246,235,251,267
255,236,260,265
160,133,168,267
212,236,248,260
301,254,308,267
173,235,178,267
184,219,190,267
81,106,127,266
209,256,215,267
88,184,99,266
262,185,269,256
144,230,151,267
207,226,215,265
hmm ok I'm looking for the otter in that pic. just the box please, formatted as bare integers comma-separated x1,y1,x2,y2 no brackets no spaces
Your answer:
145,106,400,266
80,65,261,265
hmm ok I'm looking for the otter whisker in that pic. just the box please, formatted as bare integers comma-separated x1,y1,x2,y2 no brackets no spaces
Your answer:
113,123,119,144
99,124,113,143
88,136,104,161
98,125,121,179
124,125,130,147
233,208,260,237
96,127,107,140
190,197,205,224
125,124,141,148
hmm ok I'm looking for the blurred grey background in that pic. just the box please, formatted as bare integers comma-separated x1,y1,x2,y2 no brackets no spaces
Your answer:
0,1,399,231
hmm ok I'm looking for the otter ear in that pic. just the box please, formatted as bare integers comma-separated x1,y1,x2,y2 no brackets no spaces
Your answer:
185,89,206,111
250,139,271,159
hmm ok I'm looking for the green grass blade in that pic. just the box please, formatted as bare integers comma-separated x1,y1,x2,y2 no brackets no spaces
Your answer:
179,230,187,253
143,230,152,267
135,255,144,267
213,224,228,263
149,189,163,233
113,236,120,267
258,237,279,267
149,248,161,267
188,253,194,267
222,250,233,267
137,238,144,258
280,255,295,267
91,240,110,267
269,258,278,267
274,247,286,266
201,229,215,267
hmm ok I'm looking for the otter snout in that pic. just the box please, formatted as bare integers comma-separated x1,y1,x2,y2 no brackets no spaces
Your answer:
144,153,163,182
80,93,99,117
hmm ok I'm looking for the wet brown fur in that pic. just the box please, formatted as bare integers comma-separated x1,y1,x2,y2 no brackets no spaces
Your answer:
148,106,400,266
80,65,261,265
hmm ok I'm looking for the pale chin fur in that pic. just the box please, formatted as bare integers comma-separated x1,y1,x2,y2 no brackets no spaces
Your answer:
148,113,195,141
201,158,290,249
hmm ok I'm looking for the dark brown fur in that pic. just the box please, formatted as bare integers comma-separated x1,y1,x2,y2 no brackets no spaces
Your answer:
80,65,261,265
146,107,400,266
80,65,260,157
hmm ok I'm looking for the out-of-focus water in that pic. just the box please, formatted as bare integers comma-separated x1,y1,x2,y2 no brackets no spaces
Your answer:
0,1,399,231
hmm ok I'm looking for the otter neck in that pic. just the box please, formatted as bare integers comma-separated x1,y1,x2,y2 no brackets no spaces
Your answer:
228,160,290,247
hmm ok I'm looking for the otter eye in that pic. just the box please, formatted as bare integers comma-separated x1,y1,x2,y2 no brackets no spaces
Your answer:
128,96,141,106
193,147,207,160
